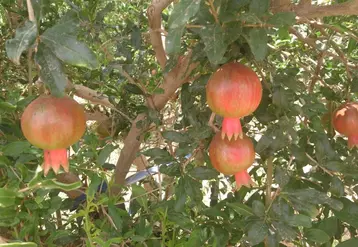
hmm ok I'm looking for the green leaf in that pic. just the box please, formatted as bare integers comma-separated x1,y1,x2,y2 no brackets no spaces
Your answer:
227,202,254,216
224,22,242,45
333,198,358,228
48,10,80,35
123,83,144,95
329,176,344,197
336,238,358,247
188,167,219,180
273,87,289,108
0,207,19,227
350,77,358,93
3,141,31,157
287,188,343,211
199,25,228,64
161,131,190,143
108,201,127,230
0,243,38,247
97,144,116,166
39,11,97,69
185,228,205,246
286,214,312,228
34,43,67,97
249,0,269,17
318,217,338,237
168,0,201,29
347,38,357,55
275,167,290,188
40,35,99,69
252,200,265,217
166,26,185,54
305,229,330,244
131,185,148,210
40,180,82,191
212,227,229,246
6,21,37,65
142,148,171,158
245,28,268,61
0,188,19,207
0,102,17,112
272,221,297,241
267,12,296,26
131,26,142,50
87,175,102,198
167,212,194,228
247,221,268,245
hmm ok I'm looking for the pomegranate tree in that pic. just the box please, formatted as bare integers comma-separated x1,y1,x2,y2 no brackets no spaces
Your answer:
332,102,358,148
206,62,262,140
21,95,86,175
209,132,256,188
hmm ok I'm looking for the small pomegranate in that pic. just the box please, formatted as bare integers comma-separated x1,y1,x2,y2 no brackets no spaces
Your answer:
209,132,255,175
332,102,358,148
21,95,86,175
206,62,262,140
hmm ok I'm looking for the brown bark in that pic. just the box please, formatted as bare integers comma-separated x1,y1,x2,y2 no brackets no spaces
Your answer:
111,0,198,195
272,0,358,19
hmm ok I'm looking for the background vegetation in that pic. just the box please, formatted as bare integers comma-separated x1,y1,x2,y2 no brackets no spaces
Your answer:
0,0,358,246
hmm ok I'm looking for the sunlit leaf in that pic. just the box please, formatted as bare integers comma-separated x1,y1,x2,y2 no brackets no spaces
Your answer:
6,21,37,65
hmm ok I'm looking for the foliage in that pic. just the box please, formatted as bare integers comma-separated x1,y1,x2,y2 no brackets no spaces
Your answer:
0,0,358,246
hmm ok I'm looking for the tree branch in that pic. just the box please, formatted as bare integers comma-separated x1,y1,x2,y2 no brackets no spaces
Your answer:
295,0,358,19
272,0,358,19
147,0,173,69
26,0,35,22
112,53,198,195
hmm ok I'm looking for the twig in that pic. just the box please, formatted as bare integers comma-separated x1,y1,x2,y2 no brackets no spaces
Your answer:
305,153,334,176
207,0,220,24
309,51,325,93
26,0,35,94
208,112,220,133
26,0,35,22
265,157,274,208
101,205,118,230
252,61,271,92
71,84,133,123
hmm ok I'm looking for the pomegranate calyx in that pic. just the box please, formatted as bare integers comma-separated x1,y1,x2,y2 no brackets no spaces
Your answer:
43,149,69,176
348,135,358,149
234,170,256,189
221,117,243,141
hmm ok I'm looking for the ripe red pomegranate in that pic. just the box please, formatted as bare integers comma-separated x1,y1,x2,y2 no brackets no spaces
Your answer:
332,102,358,149
21,95,86,175
209,132,255,175
206,62,262,140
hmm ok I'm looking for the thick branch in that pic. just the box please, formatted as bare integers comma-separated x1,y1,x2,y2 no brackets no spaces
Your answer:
295,0,358,19
272,0,358,18
147,0,173,69
112,54,198,195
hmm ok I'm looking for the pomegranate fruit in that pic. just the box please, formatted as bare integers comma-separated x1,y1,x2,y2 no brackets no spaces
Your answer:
209,132,255,175
21,95,86,175
206,62,262,140
332,102,358,149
